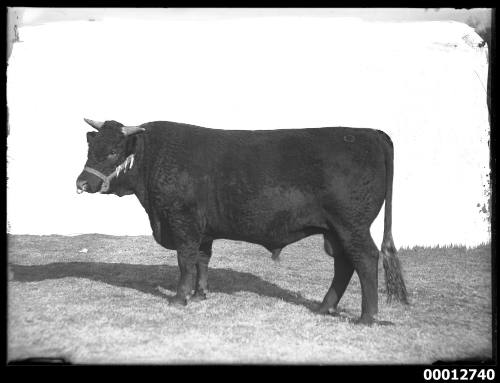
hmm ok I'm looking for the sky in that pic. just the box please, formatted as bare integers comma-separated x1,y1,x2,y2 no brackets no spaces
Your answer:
7,8,490,247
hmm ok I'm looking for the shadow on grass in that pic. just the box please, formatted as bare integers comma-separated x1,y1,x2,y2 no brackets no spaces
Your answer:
9,262,320,312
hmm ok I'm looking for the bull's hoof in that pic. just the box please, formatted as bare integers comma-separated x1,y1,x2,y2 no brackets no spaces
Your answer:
354,315,375,326
190,292,207,302
317,307,329,315
375,319,394,326
316,305,340,316
169,296,188,307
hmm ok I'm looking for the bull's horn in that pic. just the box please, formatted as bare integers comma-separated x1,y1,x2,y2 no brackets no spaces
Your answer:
84,118,105,130
121,126,146,136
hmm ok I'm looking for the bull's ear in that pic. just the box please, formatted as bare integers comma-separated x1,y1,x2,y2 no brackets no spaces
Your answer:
121,126,146,136
84,118,104,130
86,131,97,143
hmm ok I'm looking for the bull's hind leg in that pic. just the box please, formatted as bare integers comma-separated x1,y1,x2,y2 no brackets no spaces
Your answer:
343,231,380,325
191,240,213,302
318,233,354,315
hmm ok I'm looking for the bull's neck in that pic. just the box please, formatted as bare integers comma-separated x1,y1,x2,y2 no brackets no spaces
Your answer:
130,132,150,211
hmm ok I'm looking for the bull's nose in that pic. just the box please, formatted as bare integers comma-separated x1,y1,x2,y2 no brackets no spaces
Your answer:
76,179,88,194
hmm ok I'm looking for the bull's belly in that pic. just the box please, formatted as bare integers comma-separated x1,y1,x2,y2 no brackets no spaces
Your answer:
213,229,325,251
207,205,328,250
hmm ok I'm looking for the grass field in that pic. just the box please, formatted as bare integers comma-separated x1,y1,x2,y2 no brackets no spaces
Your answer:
7,234,492,364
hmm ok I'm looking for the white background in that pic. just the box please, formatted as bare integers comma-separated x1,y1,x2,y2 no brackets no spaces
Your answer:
7,9,490,247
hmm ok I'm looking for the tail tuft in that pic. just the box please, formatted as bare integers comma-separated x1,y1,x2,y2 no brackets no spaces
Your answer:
381,242,408,304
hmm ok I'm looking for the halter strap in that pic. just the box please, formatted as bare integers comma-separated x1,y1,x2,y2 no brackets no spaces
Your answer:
82,154,135,193
83,167,108,182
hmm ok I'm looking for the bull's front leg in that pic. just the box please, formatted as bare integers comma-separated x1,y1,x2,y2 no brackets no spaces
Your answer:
171,241,199,306
191,240,213,302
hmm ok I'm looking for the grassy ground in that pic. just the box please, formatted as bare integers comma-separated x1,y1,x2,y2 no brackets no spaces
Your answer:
7,234,492,364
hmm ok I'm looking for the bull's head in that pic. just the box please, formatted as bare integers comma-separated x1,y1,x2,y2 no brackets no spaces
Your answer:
76,118,145,196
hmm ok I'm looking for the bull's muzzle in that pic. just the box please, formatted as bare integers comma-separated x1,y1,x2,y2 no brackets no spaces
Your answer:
76,178,89,194
76,154,135,194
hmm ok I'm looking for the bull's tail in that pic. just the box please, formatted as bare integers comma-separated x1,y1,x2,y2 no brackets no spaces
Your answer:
379,131,408,305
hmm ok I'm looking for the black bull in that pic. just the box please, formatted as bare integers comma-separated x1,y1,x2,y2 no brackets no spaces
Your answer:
76,119,408,324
